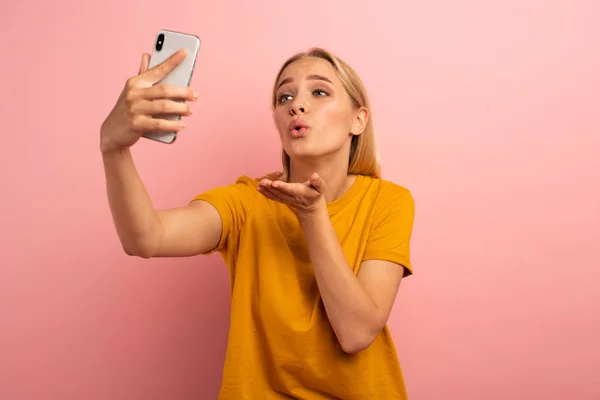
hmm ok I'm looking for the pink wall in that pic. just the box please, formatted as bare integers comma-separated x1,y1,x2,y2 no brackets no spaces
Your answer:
1,1,599,399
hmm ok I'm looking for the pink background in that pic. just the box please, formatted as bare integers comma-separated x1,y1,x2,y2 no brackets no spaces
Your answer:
1,1,599,399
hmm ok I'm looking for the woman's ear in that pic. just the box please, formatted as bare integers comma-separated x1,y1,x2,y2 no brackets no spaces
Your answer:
350,107,369,136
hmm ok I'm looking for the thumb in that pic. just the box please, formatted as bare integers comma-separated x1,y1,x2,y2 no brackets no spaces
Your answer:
138,53,150,75
310,173,325,193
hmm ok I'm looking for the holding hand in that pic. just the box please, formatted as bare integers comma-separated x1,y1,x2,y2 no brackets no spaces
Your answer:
258,173,327,220
100,49,198,154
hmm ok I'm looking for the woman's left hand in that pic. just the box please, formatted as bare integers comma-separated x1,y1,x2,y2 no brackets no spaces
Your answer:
257,172,327,219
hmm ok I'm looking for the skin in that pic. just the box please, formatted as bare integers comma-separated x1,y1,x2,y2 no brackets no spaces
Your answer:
258,58,405,353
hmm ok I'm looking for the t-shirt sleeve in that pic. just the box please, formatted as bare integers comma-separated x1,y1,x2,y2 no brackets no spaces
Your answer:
188,175,258,255
362,185,415,276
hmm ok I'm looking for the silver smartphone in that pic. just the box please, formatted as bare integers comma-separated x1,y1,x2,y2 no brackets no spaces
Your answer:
142,30,201,144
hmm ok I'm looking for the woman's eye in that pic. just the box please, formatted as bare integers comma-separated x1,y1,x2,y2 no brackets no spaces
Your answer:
278,89,328,104
278,94,292,103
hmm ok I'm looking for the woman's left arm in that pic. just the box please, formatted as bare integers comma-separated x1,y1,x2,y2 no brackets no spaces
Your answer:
257,174,411,354
299,207,404,354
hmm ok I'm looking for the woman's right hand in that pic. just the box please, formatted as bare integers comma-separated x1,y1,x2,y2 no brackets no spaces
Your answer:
100,49,198,154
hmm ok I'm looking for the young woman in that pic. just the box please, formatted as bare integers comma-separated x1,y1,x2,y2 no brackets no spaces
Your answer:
101,47,415,399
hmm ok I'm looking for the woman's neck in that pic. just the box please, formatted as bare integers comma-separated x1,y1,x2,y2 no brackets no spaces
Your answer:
289,158,356,203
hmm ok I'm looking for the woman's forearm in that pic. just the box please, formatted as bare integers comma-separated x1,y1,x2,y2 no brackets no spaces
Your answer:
102,147,162,257
299,207,382,353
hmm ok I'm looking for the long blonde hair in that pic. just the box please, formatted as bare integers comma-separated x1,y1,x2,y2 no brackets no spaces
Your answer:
271,47,380,181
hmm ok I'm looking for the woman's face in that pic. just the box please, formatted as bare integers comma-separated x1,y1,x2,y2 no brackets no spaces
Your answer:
273,57,367,162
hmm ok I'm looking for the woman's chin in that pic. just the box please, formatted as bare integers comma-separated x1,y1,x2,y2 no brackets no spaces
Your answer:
286,143,318,159
285,139,342,160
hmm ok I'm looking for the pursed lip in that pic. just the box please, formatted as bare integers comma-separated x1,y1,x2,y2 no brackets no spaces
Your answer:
289,119,310,131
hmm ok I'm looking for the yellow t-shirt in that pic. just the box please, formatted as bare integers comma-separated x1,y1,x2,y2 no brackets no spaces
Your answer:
191,173,415,399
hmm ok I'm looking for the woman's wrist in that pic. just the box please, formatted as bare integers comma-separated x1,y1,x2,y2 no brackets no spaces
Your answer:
297,198,328,227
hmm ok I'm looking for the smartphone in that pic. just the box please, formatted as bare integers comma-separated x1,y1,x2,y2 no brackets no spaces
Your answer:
142,30,201,144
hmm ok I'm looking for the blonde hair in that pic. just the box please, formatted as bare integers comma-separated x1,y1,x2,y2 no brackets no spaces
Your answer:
271,47,380,181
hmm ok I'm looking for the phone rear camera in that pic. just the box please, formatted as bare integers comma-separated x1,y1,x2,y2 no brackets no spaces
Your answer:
156,33,164,51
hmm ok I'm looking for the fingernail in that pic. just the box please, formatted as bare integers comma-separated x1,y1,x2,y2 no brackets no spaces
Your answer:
193,91,199,99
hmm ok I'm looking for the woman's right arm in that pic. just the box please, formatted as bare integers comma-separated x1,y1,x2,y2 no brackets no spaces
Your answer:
102,148,221,258
101,50,221,258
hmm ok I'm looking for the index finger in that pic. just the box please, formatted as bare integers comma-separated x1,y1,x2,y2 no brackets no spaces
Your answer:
143,48,187,82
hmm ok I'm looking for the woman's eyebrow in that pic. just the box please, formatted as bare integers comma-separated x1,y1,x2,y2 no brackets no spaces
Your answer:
277,75,333,90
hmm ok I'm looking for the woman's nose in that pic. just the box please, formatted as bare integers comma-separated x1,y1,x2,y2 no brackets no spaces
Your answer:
292,105,305,114
290,97,308,115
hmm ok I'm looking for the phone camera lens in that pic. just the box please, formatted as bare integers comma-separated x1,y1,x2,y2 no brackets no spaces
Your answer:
156,33,164,51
